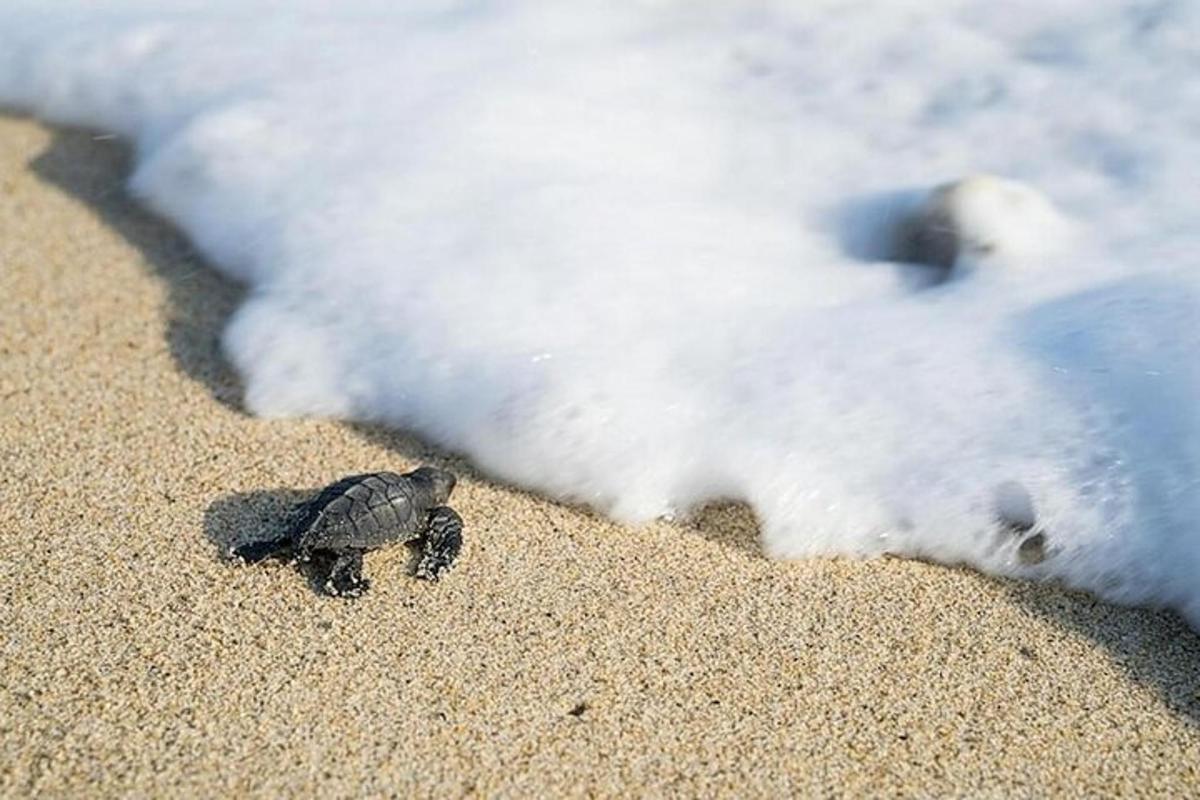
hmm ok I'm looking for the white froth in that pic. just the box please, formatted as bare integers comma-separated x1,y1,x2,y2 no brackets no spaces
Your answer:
1,1,1197,628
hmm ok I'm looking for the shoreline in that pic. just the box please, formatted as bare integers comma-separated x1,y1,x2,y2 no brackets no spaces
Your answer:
2,115,1197,796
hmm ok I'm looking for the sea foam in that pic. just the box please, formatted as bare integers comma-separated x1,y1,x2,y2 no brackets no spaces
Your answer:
1,1,1197,627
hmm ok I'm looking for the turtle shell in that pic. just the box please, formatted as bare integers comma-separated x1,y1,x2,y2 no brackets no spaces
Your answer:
291,472,432,553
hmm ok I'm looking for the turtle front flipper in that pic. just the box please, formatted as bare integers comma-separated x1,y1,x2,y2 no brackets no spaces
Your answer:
324,550,370,598
415,506,464,582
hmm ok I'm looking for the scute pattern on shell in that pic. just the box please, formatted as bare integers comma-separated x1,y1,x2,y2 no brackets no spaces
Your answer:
292,471,424,552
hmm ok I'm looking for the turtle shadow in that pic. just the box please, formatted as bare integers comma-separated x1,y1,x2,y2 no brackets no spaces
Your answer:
203,487,326,595
204,487,427,596
203,487,312,555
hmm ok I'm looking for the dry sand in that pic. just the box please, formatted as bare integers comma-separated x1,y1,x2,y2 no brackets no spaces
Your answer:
1,114,1198,797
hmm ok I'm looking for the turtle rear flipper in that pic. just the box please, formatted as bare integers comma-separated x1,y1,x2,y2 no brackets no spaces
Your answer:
324,550,370,597
231,536,294,563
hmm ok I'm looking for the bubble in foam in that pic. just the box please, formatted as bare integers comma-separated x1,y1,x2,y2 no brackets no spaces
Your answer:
1017,533,1048,566
897,174,1072,273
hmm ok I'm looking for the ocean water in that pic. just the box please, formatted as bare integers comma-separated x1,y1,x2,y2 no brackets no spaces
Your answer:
1,1,1197,628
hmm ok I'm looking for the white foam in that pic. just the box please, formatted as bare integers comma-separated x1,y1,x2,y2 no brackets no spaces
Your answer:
2,1,1197,628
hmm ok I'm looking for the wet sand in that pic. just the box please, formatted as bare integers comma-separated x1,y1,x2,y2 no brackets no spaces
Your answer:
1,115,1197,797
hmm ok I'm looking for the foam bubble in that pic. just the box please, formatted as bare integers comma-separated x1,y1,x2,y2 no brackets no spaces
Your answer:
898,175,1074,273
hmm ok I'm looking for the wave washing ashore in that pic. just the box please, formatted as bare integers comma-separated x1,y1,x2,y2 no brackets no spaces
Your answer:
1,1,1196,628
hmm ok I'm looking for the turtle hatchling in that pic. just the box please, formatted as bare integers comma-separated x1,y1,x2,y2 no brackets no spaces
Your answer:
231,467,464,597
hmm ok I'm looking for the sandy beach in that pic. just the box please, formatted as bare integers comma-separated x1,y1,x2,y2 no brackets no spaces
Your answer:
1,114,1198,796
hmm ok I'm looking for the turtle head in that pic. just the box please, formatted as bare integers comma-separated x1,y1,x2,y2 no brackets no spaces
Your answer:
410,466,457,504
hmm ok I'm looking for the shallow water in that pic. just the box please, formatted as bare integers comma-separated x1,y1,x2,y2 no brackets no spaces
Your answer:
2,1,1196,627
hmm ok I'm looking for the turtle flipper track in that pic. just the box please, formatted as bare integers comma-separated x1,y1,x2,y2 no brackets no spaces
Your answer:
415,506,464,581
230,536,294,563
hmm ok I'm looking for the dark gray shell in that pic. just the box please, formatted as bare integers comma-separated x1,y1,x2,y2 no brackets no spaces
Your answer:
290,472,434,553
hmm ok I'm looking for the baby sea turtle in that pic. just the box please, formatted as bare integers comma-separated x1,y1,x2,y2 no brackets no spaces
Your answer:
231,467,464,597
